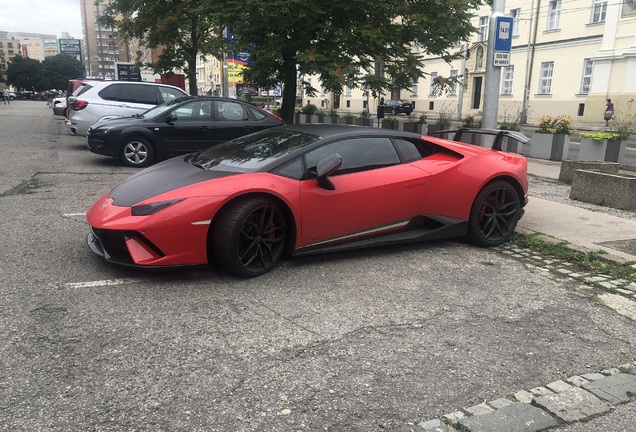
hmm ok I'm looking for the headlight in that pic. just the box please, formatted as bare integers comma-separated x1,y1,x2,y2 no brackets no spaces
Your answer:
131,198,185,216
93,126,114,135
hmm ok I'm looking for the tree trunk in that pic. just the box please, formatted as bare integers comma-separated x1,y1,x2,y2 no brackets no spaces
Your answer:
280,51,297,124
187,54,198,96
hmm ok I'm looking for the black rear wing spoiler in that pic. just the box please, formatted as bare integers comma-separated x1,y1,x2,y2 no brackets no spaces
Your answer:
427,127,530,151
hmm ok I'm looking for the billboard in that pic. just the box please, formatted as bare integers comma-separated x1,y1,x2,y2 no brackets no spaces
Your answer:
115,62,142,81
59,39,82,62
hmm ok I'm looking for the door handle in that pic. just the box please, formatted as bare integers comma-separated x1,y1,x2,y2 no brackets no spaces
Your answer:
201,126,210,131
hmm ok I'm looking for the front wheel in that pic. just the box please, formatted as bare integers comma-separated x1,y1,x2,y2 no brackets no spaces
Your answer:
120,137,154,168
211,197,288,278
467,181,520,247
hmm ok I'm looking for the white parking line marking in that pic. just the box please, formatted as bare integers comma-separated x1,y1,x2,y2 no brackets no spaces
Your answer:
64,279,134,288
63,213,87,217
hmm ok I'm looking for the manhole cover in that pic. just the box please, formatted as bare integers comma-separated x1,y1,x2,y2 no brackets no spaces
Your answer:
597,239,636,256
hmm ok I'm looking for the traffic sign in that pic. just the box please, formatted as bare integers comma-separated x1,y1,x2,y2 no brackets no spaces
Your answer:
494,16,514,52
493,51,510,67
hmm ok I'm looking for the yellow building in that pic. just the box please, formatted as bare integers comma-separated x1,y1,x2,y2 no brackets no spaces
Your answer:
303,0,636,125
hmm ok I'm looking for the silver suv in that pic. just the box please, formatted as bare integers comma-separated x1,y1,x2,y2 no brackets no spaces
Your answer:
66,81,188,136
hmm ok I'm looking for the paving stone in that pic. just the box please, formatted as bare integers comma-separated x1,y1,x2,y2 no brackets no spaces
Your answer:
565,375,591,387
513,390,535,403
418,418,456,431
391,425,426,432
465,403,494,416
601,367,621,375
615,288,635,296
581,373,606,381
529,386,553,397
442,411,465,424
556,268,572,275
569,273,585,278
582,373,636,405
533,387,612,423
546,380,573,393
584,276,610,283
488,398,514,409
457,403,557,432
598,281,616,289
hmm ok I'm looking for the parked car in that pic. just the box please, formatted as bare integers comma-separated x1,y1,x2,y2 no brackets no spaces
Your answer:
85,124,528,278
52,97,67,116
379,99,413,115
86,96,285,167
17,91,37,100
66,80,188,136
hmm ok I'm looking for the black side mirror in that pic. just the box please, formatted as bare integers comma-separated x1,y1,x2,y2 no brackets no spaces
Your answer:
315,153,342,190
165,113,177,124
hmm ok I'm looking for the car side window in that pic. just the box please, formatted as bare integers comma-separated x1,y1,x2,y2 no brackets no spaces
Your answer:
98,84,121,101
121,84,158,105
159,87,185,103
217,101,248,121
173,100,212,121
393,138,427,162
245,104,268,121
304,137,400,177
272,158,304,180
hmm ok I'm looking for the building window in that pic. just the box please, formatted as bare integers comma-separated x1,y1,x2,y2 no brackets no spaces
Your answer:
410,83,418,97
538,62,554,94
591,0,607,22
429,72,438,96
623,0,636,17
546,0,562,30
344,86,352,97
448,69,458,96
510,8,521,36
478,16,489,41
580,59,594,94
501,66,514,95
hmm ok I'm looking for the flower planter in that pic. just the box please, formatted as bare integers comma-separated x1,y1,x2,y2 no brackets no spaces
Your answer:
530,133,569,161
402,122,426,134
578,137,626,165
381,119,399,130
354,118,373,127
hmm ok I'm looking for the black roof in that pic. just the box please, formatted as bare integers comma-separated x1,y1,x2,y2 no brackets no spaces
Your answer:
281,123,423,140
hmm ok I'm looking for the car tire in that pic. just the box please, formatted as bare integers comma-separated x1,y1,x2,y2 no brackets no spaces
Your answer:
120,137,154,168
211,197,288,278
467,181,520,247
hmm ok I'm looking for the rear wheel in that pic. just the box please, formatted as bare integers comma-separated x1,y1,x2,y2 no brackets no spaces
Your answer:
120,137,154,168
468,181,520,247
211,197,288,278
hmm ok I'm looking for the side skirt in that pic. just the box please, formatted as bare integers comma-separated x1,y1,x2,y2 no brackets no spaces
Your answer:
292,215,468,257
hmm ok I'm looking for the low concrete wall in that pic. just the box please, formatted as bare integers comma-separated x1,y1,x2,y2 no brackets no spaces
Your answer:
559,161,620,184
570,169,636,210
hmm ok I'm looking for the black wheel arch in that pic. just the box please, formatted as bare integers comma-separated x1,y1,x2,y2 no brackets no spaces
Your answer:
485,175,525,208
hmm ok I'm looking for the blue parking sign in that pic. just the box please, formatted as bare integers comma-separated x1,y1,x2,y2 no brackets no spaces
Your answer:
494,16,514,52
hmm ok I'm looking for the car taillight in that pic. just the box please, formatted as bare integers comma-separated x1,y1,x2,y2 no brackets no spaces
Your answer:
73,100,89,110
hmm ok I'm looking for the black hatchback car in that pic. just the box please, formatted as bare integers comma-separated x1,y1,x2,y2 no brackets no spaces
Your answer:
87,96,285,167
379,99,413,115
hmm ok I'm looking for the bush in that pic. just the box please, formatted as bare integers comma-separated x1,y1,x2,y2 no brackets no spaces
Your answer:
436,109,453,127
536,115,573,135
418,112,428,123
463,114,482,128
579,131,624,142
301,104,318,115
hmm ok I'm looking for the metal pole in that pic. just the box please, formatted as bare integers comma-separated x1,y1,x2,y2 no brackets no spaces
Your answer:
457,42,469,120
521,0,539,123
482,0,506,130
222,28,229,98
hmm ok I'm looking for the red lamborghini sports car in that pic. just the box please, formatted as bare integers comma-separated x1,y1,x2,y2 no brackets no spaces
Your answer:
86,124,529,278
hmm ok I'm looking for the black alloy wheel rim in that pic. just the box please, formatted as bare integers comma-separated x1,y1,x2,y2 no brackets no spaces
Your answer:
237,204,287,273
477,187,518,242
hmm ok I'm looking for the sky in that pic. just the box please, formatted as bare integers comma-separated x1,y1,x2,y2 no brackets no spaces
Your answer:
0,0,83,38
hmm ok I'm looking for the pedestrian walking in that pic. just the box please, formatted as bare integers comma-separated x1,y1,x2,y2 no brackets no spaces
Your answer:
604,98,614,126
3,88,9,105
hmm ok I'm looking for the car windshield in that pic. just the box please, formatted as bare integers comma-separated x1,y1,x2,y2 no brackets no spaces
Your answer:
190,128,320,172
142,96,193,118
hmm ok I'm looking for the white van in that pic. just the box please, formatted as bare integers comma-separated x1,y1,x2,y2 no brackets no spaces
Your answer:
66,81,188,136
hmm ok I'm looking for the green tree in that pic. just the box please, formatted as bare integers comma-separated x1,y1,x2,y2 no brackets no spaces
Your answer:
6,55,47,91
99,0,225,95
219,0,483,123
42,54,85,90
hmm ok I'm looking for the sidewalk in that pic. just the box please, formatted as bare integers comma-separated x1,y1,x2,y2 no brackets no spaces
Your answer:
520,158,636,263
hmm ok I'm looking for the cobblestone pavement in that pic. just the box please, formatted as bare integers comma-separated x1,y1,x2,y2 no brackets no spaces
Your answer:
390,177,636,432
